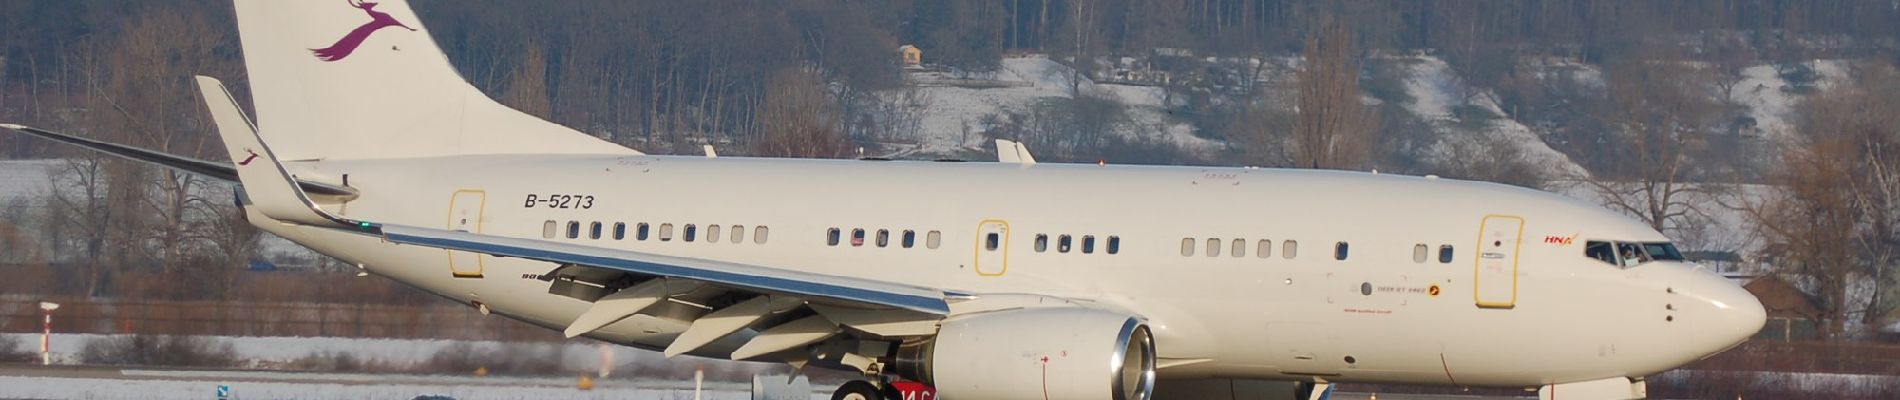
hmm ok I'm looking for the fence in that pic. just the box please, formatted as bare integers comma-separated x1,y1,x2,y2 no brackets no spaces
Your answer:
0,297,559,341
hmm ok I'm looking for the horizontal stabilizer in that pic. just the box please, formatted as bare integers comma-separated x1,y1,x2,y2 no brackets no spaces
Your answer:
0,124,356,197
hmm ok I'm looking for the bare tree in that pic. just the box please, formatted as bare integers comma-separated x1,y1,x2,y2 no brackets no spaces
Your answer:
1291,16,1376,170
751,67,850,158
1744,61,1900,338
501,40,553,120
1583,45,1721,239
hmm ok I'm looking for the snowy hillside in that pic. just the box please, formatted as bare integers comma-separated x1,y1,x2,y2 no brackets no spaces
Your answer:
889,56,1218,158
1396,56,1590,178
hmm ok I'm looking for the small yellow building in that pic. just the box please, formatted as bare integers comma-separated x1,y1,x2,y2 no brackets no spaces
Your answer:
898,45,922,67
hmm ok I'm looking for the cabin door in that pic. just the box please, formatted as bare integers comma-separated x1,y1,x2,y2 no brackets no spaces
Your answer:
446,190,486,278
1474,215,1524,308
974,220,1010,276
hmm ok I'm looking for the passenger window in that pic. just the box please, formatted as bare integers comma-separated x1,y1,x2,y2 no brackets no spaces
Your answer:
1438,245,1454,263
1413,244,1428,263
926,231,941,249
1107,236,1120,254
707,225,722,243
852,228,866,247
985,233,1000,251
902,230,916,248
732,225,744,243
1206,238,1221,257
589,222,603,240
1035,234,1049,252
1181,238,1195,257
1334,242,1349,261
1283,240,1298,259
1082,235,1096,254
659,223,674,241
567,221,580,239
1059,235,1073,253
828,228,842,246
876,229,890,247
542,220,557,238
613,223,626,240
1256,239,1271,258
1231,238,1245,258
638,223,651,241
684,224,697,242
754,226,769,244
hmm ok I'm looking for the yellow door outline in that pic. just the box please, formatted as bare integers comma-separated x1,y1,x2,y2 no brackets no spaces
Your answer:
1474,214,1524,309
973,219,1010,277
446,189,486,278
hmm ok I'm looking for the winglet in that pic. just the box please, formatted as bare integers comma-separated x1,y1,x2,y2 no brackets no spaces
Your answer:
197,76,375,231
994,139,1037,165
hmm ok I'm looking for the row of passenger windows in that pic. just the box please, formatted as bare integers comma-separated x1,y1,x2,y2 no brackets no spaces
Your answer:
827,228,943,249
543,220,770,244
1182,238,1314,259
1412,244,1457,264
1180,238,1459,264
1034,234,1121,255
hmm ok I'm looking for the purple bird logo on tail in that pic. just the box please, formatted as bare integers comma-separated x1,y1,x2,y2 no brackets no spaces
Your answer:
310,0,415,62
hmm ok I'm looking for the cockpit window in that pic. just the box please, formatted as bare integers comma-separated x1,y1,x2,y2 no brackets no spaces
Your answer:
1585,241,1617,265
1584,240,1684,268
1642,242,1684,261
1616,242,1650,267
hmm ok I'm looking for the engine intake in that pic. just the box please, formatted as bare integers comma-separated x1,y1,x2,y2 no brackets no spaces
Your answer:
894,307,1155,400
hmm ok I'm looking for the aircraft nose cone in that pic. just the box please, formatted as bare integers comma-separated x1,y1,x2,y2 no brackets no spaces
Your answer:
1710,276,1763,345
1684,269,1766,349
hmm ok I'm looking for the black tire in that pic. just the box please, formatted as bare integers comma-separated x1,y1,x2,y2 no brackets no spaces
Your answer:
832,380,883,400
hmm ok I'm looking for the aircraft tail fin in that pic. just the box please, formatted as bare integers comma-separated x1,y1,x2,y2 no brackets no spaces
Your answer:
233,0,637,161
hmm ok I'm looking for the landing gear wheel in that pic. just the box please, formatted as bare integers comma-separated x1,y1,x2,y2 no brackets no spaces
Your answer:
832,380,883,400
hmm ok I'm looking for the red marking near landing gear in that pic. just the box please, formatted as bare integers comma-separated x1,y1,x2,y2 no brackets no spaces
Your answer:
889,380,936,400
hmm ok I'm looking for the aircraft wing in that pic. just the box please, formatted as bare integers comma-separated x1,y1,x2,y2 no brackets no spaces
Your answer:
377,223,952,359
379,223,950,315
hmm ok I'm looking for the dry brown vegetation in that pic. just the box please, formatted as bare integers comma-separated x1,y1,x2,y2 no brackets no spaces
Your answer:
1737,62,1900,338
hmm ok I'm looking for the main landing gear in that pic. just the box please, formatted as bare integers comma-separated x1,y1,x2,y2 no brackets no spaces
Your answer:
833,378,929,400
831,380,884,400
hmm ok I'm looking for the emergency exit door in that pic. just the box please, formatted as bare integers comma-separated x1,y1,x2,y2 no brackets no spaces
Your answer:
446,190,486,278
974,220,1010,276
1474,215,1524,309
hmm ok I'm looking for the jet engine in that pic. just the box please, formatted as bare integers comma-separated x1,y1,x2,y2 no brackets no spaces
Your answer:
893,307,1155,400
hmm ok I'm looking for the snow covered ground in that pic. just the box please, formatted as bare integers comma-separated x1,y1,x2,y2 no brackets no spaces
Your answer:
0,375,812,400
1396,56,1588,178
0,333,816,399
1727,60,1852,148
894,55,1215,158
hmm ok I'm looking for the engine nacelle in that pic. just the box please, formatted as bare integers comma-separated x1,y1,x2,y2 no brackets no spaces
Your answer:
893,307,1155,400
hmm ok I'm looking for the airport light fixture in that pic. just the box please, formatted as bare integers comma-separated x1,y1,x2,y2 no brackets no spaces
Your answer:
39,301,59,365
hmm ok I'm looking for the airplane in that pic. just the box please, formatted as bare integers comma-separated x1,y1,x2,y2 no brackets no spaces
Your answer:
1,1,1765,399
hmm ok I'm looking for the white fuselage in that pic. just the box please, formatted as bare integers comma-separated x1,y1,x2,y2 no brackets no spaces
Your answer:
254,154,1762,388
